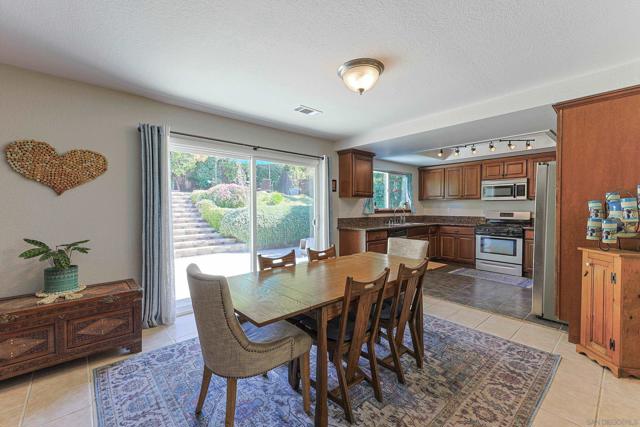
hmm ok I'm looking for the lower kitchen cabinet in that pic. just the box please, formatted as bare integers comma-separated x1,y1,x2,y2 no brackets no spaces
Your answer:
523,229,534,277
438,228,475,265
367,239,388,253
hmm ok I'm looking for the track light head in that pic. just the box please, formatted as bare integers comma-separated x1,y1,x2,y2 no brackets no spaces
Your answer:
437,149,443,157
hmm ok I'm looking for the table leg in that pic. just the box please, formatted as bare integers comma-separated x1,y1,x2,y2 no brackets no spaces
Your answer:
314,306,328,427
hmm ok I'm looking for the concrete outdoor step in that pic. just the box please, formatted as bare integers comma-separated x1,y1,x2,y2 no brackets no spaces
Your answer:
173,232,223,242
173,213,202,220
174,243,248,258
172,207,199,214
174,227,221,236
174,238,238,249
173,221,209,229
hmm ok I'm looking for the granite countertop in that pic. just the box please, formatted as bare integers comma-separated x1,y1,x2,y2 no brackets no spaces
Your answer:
338,222,478,232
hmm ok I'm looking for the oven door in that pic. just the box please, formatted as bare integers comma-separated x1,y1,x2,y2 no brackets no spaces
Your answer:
475,235,523,264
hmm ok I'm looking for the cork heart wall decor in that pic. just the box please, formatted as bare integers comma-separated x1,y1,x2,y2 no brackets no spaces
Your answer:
5,140,108,195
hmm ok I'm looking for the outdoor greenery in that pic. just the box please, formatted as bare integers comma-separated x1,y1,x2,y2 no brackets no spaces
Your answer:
373,171,409,210
191,183,248,208
195,200,230,230
219,204,312,249
19,239,91,270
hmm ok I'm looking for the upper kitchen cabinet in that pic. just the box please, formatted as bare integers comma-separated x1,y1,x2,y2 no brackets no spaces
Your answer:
482,157,527,179
461,163,481,199
338,149,375,198
445,166,462,199
527,152,556,199
419,167,445,199
419,163,481,200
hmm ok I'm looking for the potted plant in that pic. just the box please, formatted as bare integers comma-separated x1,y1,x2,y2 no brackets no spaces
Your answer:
19,239,90,294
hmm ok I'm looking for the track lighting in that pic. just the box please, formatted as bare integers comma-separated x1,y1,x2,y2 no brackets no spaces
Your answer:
489,141,496,152
437,149,443,157
507,141,515,150
471,145,477,154
453,147,460,157
526,141,533,150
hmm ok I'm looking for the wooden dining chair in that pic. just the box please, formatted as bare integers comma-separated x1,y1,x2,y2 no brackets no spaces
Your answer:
307,245,337,262
186,264,312,426
378,259,428,383
258,249,297,271
299,268,390,423
387,237,429,260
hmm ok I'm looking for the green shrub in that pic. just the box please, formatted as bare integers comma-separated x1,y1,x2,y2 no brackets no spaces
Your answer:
219,205,312,249
191,190,207,204
191,184,247,208
257,191,284,206
196,199,229,230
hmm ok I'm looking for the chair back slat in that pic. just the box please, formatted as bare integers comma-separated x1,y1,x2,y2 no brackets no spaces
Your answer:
308,245,337,262
391,260,429,345
335,269,389,381
257,249,296,271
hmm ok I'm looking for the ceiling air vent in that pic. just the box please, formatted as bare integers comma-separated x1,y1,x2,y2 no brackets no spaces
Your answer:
294,105,322,116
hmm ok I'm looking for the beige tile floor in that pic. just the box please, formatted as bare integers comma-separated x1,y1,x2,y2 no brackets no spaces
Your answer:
1,297,639,427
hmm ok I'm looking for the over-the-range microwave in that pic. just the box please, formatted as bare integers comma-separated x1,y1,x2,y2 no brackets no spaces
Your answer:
481,178,528,201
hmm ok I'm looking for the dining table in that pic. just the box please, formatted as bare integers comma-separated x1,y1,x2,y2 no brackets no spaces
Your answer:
227,251,428,427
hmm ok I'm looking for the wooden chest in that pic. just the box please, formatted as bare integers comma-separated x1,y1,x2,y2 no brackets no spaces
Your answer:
0,279,142,381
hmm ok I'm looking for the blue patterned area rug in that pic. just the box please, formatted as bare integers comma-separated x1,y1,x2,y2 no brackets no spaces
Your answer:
449,267,534,289
94,315,559,426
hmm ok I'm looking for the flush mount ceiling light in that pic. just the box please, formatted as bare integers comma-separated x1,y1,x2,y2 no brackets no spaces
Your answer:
337,58,385,95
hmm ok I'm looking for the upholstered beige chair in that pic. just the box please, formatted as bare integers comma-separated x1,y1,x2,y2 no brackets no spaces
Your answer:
387,237,429,260
187,264,312,426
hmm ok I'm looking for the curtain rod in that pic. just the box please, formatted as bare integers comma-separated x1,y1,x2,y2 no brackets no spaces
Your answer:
168,130,324,160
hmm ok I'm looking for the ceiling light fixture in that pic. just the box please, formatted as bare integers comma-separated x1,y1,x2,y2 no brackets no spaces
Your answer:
471,145,477,154
507,141,515,150
337,58,385,95
489,141,496,152
453,147,460,157
526,140,533,150
437,149,444,157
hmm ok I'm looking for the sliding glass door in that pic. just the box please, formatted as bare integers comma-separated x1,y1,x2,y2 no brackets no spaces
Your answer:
169,137,324,313
255,159,317,265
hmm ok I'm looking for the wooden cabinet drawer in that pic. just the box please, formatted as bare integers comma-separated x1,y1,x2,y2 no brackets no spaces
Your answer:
438,226,474,236
366,240,388,254
367,230,388,242
0,325,55,366
66,308,134,350
407,226,427,237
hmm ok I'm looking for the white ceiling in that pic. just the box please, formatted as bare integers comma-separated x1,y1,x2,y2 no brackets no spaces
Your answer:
1,1,640,143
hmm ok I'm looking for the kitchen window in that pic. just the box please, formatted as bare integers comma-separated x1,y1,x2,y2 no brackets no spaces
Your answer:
372,171,412,212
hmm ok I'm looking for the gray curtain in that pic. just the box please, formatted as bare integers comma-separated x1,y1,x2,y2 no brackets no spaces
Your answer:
140,123,175,328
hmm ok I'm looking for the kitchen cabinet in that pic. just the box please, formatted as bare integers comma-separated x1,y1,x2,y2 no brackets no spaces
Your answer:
444,167,462,199
462,163,481,199
527,153,556,199
419,168,445,200
420,163,481,201
338,149,375,198
366,239,388,254
437,226,475,264
482,157,528,180
523,229,535,277
577,248,640,377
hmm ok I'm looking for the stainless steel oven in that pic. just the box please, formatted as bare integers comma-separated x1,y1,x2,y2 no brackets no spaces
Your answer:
475,235,523,276
481,179,528,201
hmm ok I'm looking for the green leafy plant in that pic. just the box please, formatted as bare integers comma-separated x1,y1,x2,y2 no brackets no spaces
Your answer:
19,239,90,270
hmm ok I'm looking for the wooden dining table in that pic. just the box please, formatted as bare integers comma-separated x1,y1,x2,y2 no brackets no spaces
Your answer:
227,251,427,427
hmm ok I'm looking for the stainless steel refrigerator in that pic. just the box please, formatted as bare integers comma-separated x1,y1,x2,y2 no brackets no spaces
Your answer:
531,161,563,322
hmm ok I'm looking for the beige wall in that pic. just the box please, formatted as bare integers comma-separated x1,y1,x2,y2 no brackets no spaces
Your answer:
0,64,335,297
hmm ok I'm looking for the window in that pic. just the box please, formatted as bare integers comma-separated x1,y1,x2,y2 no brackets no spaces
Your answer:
372,171,411,211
